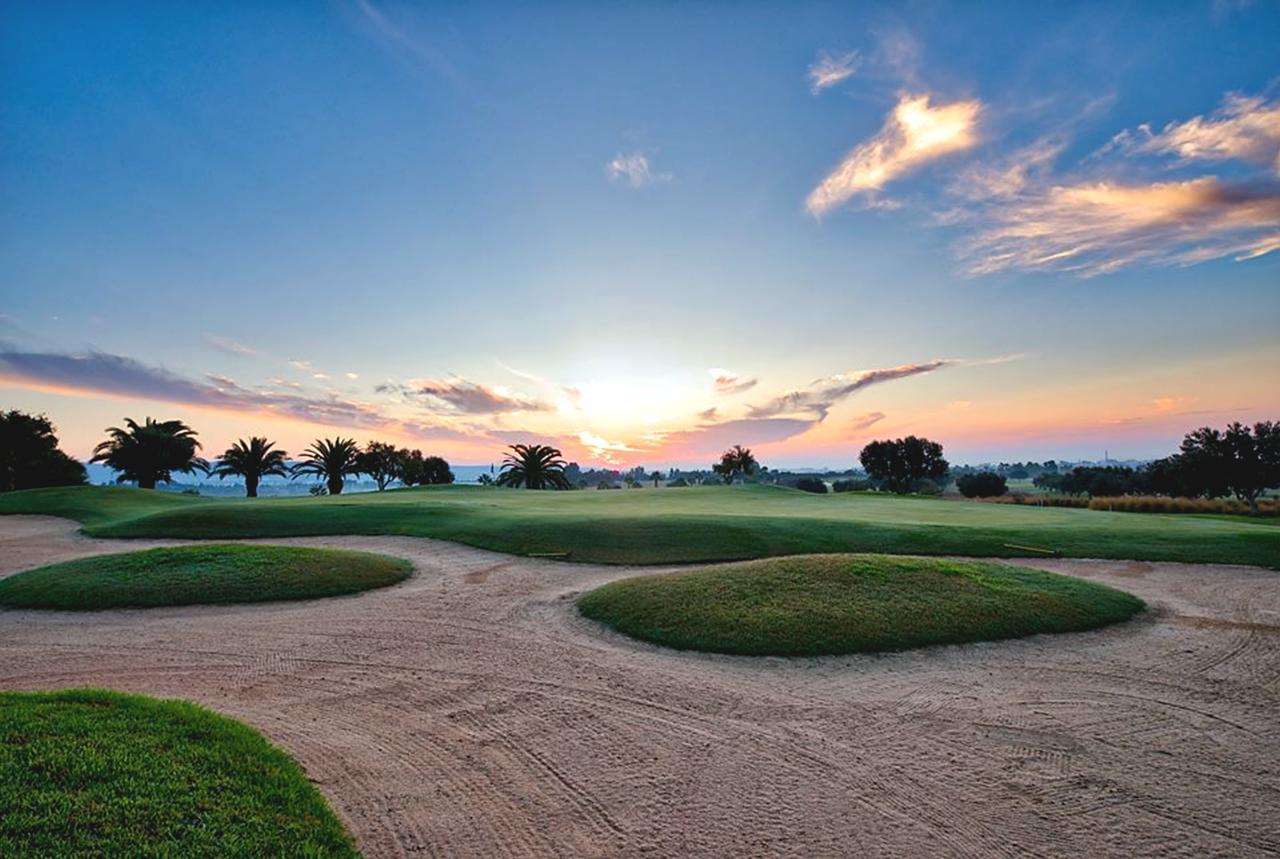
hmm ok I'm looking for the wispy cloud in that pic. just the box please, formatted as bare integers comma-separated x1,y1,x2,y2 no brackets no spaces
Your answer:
951,139,1064,201
848,411,886,432
661,417,821,456
606,152,671,188
808,50,859,94
576,431,638,464
498,362,583,408
961,177,1280,276
748,360,951,420
1106,93,1280,172
807,93,981,215
0,347,471,442
708,368,757,395
383,377,552,414
205,334,257,357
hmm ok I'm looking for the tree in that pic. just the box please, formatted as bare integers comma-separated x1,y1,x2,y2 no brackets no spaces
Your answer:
292,437,361,495
1177,426,1231,499
956,471,1008,498
0,410,87,492
712,445,758,484
90,417,207,490
211,436,289,497
357,441,404,491
400,450,455,486
651,470,662,488
496,444,571,489
1181,421,1280,515
859,436,949,494
793,476,828,494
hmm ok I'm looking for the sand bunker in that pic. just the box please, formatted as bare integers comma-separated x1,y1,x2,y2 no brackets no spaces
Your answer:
2,515,1277,857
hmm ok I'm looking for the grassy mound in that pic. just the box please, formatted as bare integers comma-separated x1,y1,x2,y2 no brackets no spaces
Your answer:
577,554,1145,656
0,544,411,611
2,484,1277,568
0,689,357,857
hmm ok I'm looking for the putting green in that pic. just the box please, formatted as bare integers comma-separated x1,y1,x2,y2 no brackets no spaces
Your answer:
0,543,411,610
577,554,1145,656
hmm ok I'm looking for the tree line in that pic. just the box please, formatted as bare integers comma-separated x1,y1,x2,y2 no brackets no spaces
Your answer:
0,411,454,497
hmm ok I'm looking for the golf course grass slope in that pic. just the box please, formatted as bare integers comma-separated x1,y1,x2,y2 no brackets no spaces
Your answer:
0,689,358,857
577,554,1146,656
1,484,1277,568
0,544,411,611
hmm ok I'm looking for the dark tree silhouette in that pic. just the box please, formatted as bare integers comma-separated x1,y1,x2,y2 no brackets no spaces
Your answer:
1181,421,1279,514
90,417,207,490
956,472,1008,498
0,410,86,492
211,437,289,497
859,436,949,494
357,441,404,491
712,445,758,484
292,437,362,495
496,444,571,490
0,412,86,494
400,450,455,486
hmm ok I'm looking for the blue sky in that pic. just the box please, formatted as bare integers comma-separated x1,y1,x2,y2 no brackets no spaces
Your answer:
1,1,1277,467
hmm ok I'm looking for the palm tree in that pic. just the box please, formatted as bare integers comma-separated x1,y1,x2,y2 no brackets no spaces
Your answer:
211,437,289,497
291,437,361,495
712,444,758,484
90,417,208,490
496,443,571,490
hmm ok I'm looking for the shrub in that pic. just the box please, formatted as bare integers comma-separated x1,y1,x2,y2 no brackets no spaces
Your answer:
982,494,1089,508
793,477,828,494
668,477,689,487
957,472,1008,498
1087,496,1280,516
832,478,871,493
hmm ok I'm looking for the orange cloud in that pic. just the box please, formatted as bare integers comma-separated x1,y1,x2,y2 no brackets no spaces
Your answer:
963,177,1280,275
1112,93,1280,172
807,93,981,215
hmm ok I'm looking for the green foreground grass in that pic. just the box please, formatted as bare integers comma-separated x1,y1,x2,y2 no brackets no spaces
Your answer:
1,484,1277,568
578,553,1146,656
0,544,411,611
0,689,358,857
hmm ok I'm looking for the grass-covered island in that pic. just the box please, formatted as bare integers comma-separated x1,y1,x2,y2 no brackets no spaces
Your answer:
1,484,1277,568
578,554,1146,656
0,689,358,857
0,544,411,611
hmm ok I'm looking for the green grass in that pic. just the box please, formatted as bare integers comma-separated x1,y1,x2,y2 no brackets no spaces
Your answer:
0,544,411,611
0,689,358,857
2,483,1277,568
577,553,1146,656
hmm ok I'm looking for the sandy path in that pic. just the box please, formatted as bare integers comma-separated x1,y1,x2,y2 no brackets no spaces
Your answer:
1,516,1278,858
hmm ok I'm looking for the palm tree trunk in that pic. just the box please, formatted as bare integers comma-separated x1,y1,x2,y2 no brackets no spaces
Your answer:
328,476,344,495
246,476,259,498
138,477,157,490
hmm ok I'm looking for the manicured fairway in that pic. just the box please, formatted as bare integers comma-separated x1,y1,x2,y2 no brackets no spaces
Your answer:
0,689,358,857
0,544,411,611
578,554,1146,656
1,484,1277,568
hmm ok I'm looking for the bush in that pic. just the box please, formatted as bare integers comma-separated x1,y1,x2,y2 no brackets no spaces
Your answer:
1087,496,1280,516
957,472,1008,498
832,478,871,493
793,477,828,494
668,478,689,487
982,494,1089,508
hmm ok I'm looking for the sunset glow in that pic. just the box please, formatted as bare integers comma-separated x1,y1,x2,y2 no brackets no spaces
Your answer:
1,2,1276,470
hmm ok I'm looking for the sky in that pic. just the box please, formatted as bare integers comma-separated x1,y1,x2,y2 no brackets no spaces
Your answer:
1,0,1278,469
